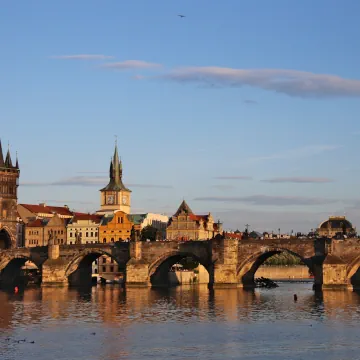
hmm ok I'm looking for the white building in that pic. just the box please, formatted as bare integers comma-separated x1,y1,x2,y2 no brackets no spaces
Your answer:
67,214,102,245
129,213,169,239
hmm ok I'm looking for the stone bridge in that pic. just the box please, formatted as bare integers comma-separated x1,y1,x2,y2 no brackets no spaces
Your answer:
1,237,360,290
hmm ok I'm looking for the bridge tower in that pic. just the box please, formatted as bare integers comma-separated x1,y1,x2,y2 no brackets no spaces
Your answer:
97,140,132,215
0,140,20,249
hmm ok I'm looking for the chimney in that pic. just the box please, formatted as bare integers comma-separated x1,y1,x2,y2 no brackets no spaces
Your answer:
39,203,46,207
64,205,69,209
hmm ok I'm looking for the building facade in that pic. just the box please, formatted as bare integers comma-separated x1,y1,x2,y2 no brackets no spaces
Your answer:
129,213,169,240
166,200,222,241
67,213,101,245
317,216,355,237
99,210,133,243
17,203,74,224
25,214,69,247
0,141,20,249
97,142,131,215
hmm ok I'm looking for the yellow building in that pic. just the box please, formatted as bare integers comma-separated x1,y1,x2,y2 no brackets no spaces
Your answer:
99,210,133,243
25,213,68,247
97,142,131,215
166,200,222,241
317,216,355,237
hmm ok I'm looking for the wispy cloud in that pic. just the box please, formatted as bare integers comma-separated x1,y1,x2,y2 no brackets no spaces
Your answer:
51,54,114,60
248,144,340,163
194,195,338,206
243,99,258,105
101,60,162,70
21,176,172,189
161,67,360,98
213,176,253,180
212,185,235,190
262,177,333,184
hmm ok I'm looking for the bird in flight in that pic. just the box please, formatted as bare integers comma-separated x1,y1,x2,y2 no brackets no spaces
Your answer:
178,14,185,18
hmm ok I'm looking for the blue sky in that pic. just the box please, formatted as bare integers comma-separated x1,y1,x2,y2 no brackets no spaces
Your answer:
2,0,360,232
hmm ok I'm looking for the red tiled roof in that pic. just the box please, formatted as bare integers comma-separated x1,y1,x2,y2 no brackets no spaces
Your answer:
27,219,45,227
189,214,208,221
72,214,102,223
20,204,73,216
224,232,242,239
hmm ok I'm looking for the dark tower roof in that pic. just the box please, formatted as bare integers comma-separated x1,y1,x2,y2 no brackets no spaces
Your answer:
15,152,19,169
100,142,131,192
174,200,194,216
5,148,13,167
0,140,4,167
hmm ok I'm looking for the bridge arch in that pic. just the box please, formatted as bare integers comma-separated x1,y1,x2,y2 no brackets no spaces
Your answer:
0,254,41,289
237,247,312,288
346,255,360,289
0,227,14,249
65,248,125,286
149,250,212,287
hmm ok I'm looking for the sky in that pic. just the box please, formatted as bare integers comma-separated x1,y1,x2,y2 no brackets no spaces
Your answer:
1,0,360,233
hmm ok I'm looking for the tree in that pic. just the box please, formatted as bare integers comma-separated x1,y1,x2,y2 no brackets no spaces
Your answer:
141,225,158,242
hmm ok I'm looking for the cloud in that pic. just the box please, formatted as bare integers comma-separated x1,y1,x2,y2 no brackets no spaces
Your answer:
100,60,162,70
21,176,172,189
262,177,333,184
248,144,340,163
51,54,114,60
161,67,360,98
243,99,258,105
212,185,235,190
194,195,338,206
213,176,253,180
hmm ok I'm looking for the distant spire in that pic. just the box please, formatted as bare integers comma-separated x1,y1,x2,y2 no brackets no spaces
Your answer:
0,139,4,167
5,142,12,167
109,157,114,180
15,151,19,169
113,140,120,183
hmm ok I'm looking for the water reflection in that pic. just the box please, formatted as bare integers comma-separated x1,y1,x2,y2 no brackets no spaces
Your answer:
2,284,360,359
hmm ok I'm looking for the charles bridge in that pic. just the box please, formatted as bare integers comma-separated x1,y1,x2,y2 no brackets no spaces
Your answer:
1,236,360,290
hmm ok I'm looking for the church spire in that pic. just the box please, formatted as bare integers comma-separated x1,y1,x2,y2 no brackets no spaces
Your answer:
109,157,114,179
5,143,13,167
16,151,19,169
0,139,4,167
113,140,120,183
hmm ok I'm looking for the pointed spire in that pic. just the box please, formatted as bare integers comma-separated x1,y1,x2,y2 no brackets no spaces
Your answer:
5,142,12,167
0,139,4,167
113,139,120,183
15,151,19,169
109,157,114,179
174,200,194,216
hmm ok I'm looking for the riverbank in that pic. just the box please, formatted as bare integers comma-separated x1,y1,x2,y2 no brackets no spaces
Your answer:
256,265,311,280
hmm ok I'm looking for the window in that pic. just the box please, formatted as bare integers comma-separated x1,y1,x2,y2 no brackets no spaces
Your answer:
70,232,73,237
117,217,120,224
102,258,106,264
86,241,89,244
94,269,98,274
103,238,106,243
91,232,93,237
110,266,114,272
86,232,89,237
102,266,106,272
111,238,114,242
61,230,63,235
111,258,114,263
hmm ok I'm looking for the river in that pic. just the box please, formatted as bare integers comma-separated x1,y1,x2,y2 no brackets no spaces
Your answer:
1,283,360,359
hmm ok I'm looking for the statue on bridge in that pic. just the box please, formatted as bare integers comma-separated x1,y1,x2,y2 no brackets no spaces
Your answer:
75,230,82,245
48,230,59,245
130,225,140,242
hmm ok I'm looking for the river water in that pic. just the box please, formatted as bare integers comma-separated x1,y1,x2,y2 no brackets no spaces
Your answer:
1,283,360,360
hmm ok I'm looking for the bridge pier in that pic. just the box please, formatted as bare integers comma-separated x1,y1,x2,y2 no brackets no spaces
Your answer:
212,239,239,288
126,260,151,287
41,243,69,286
322,257,350,290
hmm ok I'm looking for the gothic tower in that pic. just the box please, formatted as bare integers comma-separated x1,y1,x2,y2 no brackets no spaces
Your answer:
97,141,131,214
0,140,20,249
